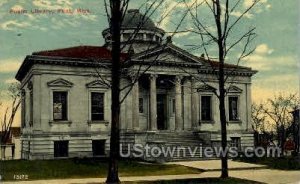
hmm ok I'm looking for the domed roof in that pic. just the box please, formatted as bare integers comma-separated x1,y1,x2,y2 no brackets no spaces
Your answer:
122,9,161,31
102,9,165,46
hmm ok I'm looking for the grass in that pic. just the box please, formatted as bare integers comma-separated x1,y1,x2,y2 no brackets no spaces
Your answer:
0,158,202,181
122,177,263,184
236,156,300,170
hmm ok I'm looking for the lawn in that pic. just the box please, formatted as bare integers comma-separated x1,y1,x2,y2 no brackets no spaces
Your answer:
0,158,202,181
122,178,262,184
236,156,300,170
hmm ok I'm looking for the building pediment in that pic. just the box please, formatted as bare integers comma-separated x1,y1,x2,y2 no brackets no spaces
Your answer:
131,44,204,67
47,78,73,87
197,84,216,92
86,80,110,89
227,85,243,93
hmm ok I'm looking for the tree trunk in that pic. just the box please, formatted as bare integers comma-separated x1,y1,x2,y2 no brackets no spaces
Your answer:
219,55,228,178
215,0,229,178
106,0,121,183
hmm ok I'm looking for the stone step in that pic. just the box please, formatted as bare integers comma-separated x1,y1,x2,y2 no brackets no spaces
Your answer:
120,131,215,161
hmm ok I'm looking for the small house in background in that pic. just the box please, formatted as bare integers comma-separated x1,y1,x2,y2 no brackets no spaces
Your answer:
291,109,300,154
0,127,21,160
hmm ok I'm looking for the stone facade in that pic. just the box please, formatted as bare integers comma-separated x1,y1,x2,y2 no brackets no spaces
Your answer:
15,9,256,160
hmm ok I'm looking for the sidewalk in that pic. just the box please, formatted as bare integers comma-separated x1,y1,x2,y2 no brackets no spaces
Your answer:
199,169,300,184
168,159,267,171
172,160,300,184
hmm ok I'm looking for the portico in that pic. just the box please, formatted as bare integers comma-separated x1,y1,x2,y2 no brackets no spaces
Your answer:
127,74,197,132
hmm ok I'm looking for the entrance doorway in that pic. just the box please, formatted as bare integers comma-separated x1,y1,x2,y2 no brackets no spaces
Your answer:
157,94,167,130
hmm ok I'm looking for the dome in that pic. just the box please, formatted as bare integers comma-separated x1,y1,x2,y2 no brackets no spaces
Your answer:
102,9,165,51
122,9,158,31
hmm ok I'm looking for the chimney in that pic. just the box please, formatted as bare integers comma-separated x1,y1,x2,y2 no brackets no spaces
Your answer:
128,9,139,14
200,53,205,59
166,36,172,43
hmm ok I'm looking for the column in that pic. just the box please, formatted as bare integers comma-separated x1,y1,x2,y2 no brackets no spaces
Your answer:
175,76,183,130
21,89,26,128
122,79,132,130
183,79,192,130
149,74,157,131
132,80,139,130
191,77,198,129
246,83,252,131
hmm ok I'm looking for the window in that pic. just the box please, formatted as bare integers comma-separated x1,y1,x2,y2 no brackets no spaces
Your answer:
229,96,239,121
54,141,69,157
201,96,212,121
53,92,68,121
29,91,33,126
146,34,153,41
230,137,241,151
92,140,106,156
139,98,144,113
91,92,104,121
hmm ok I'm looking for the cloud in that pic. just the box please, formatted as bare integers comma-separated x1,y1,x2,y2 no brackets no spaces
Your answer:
244,0,270,8
244,0,257,8
255,44,274,55
244,55,296,71
241,44,294,71
245,43,298,102
230,11,253,19
0,59,21,73
231,0,271,19
0,20,31,30
10,4,24,10
152,0,196,32
32,0,73,9
174,30,192,38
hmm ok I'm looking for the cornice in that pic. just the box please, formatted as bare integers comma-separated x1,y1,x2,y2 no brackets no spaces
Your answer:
15,55,111,81
197,68,257,77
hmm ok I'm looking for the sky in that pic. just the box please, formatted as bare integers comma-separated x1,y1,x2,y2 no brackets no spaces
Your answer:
0,0,299,126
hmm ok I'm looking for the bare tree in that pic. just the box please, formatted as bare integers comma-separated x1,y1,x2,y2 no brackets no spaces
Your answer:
264,93,299,155
252,103,267,133
0,83,21,159
251,102,270,147
182,0,261,178
104,1,188,183
105,0,122,183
